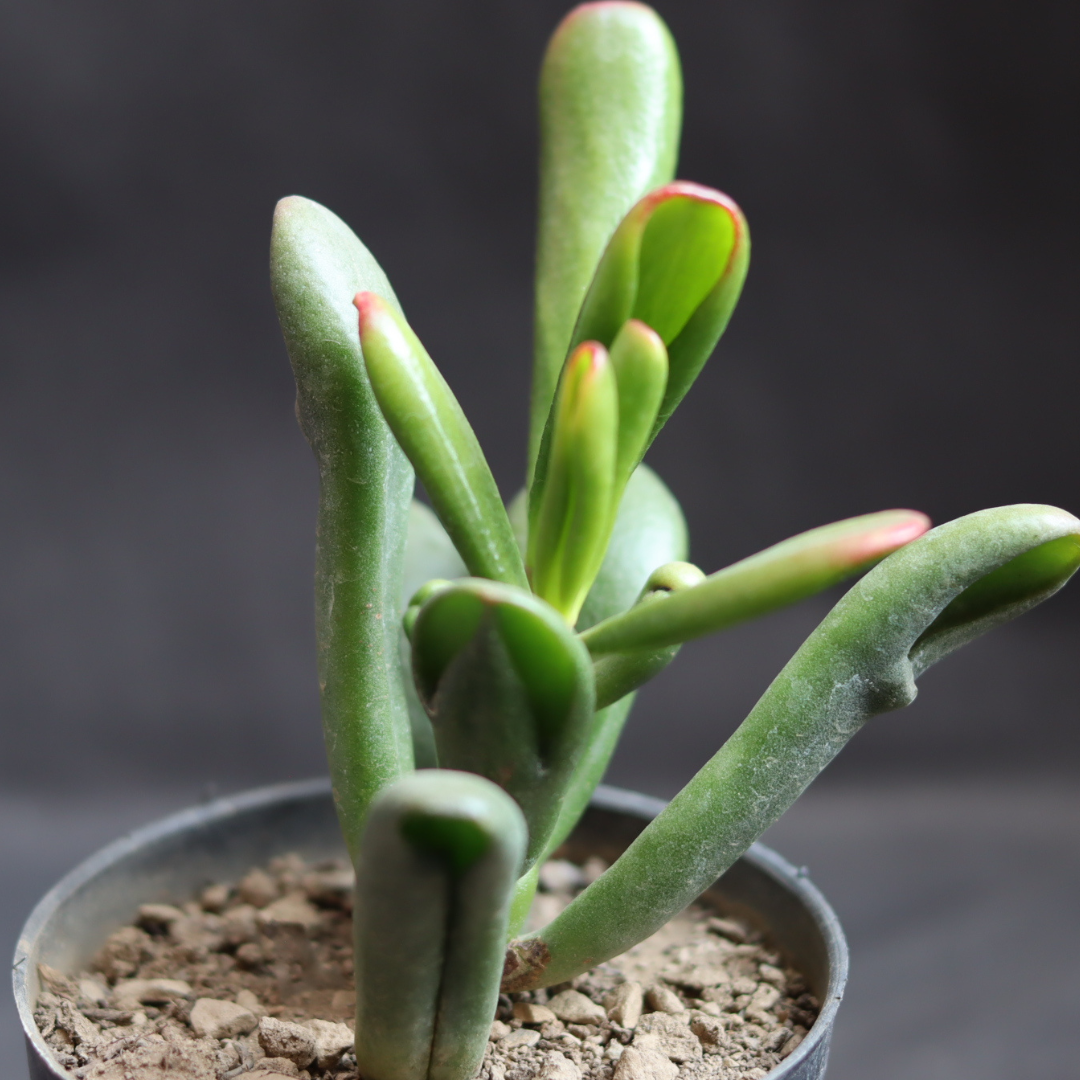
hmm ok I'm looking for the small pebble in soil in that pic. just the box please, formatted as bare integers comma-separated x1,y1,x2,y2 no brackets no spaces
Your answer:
35,852,818,1080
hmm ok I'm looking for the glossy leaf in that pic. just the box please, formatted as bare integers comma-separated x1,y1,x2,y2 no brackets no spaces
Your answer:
355,292,527,589
271,195,414,859
608,319,668,490
581,509,931,655
528,342,619,624
502,504,1080,990
411,578,596,870
576,463,688,631
354,771,526,1080
531,1,681,478
568,181,749,445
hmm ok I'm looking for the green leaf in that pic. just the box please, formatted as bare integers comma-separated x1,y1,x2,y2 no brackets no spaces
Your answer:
593,561,706,708
502,504,1080,990
576,463,689,631
568,181,750,446
541,471,689,841
400,502,468,768
531,1,681,479
608,319,668,491
581,509,931,655
411,579,596,870
270,195,414,860
508,464,689,930
355,292,527,589
354,770,526,1080
527,342,619,624
911,532,1080,673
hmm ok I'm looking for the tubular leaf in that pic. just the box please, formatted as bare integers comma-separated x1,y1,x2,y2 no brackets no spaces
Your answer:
356,292,527,589
567,182,750,447
270,195,414,859
502,504,1080,991
608,319,668,491
411,579,596,871
353,771,526,1080
581,509,931,655
592,561,706,708
528,342,619,623
531,1,681,479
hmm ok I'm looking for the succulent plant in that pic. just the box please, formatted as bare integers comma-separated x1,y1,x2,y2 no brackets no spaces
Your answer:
269,5,1080,1080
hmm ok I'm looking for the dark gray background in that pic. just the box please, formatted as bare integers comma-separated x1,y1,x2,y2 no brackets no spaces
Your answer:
2,2,1078,1078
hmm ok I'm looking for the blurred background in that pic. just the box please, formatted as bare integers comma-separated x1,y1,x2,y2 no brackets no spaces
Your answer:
1,2,1077,1077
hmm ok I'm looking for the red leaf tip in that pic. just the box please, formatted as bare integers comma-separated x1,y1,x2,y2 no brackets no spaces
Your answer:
840,510,932,566
354,291,392,334
569,340,609,378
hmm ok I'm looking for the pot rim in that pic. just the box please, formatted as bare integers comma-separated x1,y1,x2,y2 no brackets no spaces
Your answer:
13,777,848,1079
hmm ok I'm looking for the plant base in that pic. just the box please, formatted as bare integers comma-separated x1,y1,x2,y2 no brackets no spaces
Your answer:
14,781,846,1080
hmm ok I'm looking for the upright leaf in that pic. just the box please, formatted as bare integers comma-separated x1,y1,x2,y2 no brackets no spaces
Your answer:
528,342,619,623
271,195,414,859
538,466,689,856
354,771,526,1080
356,292,527,589
576,463,688,630
507,463,690,932
608,319,668,491
569,181,750,445
531,1,681,478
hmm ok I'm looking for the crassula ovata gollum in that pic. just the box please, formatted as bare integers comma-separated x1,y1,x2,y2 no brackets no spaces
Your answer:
268,5,1080,1080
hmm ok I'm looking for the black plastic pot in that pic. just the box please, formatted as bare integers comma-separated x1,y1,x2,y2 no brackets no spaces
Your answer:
13,779,848,1080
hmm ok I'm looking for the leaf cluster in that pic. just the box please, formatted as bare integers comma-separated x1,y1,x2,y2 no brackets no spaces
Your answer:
270,6,1080,1080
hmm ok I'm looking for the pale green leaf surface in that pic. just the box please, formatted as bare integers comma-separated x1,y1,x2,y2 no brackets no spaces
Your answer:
503,504,1080,990
270,195,414,859
354,771,526,1080
411,579,596,871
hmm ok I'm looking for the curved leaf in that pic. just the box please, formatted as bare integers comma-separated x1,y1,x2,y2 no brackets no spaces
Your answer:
503,504,1080,989
270,195,414,859
354,770,526,1080
411,579,596,870
568,181,750,446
